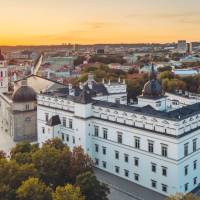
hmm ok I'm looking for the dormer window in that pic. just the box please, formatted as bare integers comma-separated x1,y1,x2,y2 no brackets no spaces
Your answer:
156,101,161,107
25,104,30,110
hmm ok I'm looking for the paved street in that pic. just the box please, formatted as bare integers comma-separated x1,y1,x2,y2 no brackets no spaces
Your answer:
0,130,16,154
95,168,167,200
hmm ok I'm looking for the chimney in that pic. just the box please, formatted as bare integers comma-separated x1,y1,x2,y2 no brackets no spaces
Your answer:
88,72,94,82
79,82,83,90
88,72,94,89
68,83,72,90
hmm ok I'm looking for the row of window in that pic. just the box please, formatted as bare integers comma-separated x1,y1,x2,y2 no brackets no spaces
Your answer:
185,177,198,192
62,133,75,144
95,145,168,176
45,113,73,129
94,126,168,157
184,139,197,157
95,159,168,193
184,160,197,176
151,180,168,193
62,117,73,129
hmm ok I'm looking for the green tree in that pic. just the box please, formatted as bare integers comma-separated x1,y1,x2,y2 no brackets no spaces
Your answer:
76,171,110,200
17,177,52,200
0,183,10,200
10,142,38,164
166,193,200,200
53,184,85,200
43,138,67,150
32,144,71,188
0,159,38,199
69,147,93,183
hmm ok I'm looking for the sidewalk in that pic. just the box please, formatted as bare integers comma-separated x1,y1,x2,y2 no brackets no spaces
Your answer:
95,168,167,200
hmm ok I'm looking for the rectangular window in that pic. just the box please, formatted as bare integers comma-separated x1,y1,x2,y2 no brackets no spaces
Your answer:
25,104,30,110
194,177,197,186
134,173,139,181
184,165,188,176
115,166,120,173
95,144,99,153
72,136,75,144
134,157,139,167
102,161,107,168
194,160,197,170
115,98,120,104
152,163,156,173
66,134,69,142
124,170,129,177
117,133,122,144
184,183,188,192
148,141,154,153
135,137,140,149
124,154,129,163
42,127,45,134
63,117,66,127
162,184,168,193
162,167,167,176
102,147,106,155
161,145,168,157
62,133,64,141
69,119,73,129
45,113,49,122
95,158,99,166
151,180,157,188
103,128,108,139
184,143,189,157
115,151,119,159
94,126,99,137
193,139,197,152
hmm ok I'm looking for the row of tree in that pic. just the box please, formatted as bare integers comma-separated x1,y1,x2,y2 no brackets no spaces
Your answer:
0,138,110,200
159,70,200,93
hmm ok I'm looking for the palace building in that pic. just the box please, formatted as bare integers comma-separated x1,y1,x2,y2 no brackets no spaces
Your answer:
37,65,200,196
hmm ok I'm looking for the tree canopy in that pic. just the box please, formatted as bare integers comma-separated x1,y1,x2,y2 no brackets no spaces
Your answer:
0,138,109,200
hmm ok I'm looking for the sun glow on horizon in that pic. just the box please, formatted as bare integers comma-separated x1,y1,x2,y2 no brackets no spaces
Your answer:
0,0,200,45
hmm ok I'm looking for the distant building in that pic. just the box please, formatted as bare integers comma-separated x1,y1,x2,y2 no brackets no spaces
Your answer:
172,68,199,76
187,43,193,54
96,48,105,55
177,40,187,53
0,60,65,142
0,50,8,93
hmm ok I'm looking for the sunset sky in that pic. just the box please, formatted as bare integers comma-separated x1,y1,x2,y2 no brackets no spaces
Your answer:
0,0,200,45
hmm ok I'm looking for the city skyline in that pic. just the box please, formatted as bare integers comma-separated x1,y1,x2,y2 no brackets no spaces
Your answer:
1,0,200,45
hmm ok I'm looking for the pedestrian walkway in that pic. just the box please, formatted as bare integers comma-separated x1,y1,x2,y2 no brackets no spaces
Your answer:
95,168,167,200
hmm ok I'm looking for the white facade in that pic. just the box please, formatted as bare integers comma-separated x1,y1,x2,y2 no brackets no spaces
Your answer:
37,88,200,196
0,57,8,93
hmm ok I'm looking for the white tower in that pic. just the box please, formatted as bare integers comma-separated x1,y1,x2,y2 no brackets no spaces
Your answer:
0,50,8,93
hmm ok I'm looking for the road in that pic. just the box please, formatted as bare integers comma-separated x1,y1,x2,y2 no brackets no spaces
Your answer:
95,168,167,200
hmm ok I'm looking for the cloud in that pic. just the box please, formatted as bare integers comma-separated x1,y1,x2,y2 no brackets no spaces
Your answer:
126,11,200,24
84,21,115,30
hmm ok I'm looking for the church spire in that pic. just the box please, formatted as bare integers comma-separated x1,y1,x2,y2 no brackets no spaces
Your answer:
150,63,157,80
